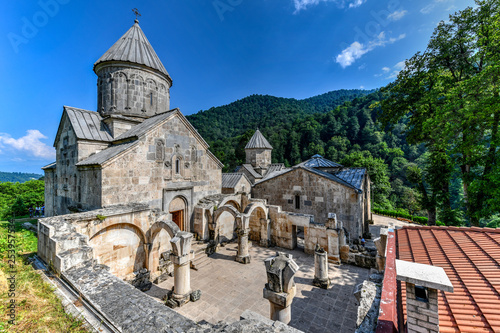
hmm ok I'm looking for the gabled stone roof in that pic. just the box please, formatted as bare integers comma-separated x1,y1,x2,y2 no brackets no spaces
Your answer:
94,20,170,80
335,168,366,190
114,109,176,141
241,164,262,179
296,154,343,168
301,167,363,193
255,166,364,193
245,129,273,150
42,161,56,170
221,173,250,189
75,141,137,166
59,106,113,143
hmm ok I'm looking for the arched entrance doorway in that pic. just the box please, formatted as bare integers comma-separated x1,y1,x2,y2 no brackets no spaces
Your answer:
169,196,187,231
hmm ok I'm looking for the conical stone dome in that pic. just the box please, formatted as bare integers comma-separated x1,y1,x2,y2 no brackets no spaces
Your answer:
94,20,170,79
94,20,172,119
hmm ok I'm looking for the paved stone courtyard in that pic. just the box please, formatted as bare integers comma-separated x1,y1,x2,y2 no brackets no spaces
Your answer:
146,242,370,333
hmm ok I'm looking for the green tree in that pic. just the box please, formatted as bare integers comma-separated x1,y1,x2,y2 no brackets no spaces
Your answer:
379,0,500,225
341,151,391,205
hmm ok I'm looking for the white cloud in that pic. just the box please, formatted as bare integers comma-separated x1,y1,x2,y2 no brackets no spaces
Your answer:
292,0,366,12
376,60,406,79
0,130,55,160
336,32,406,68
348,0,366,9
420,4,436,14
388,9,408,21
394,61,406,70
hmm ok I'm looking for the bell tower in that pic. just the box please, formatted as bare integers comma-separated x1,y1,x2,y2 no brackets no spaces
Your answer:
245,129,273,175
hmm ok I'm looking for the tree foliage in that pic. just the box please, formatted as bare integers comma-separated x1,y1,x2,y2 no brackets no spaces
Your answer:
188,90,427,215
379,0,500,225
0,180,45,218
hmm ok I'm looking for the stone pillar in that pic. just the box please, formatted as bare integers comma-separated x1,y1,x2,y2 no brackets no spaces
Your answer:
236,217,251,264
259,218,271,248
170,232,195,305
263,252,299,324
236,228,251,264
374,228,388,272
313,245,330,289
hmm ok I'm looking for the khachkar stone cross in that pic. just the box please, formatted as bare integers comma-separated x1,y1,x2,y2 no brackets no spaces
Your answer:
132,8,141,22
263,252,299,324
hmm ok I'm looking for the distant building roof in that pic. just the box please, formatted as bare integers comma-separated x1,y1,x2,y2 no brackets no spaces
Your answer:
221,173,250,189
245,129,273,150
93,20,171,80
335,168,366,190
304,167,362,192
241,164,262,179
254,166,362,193
397,226,500,332
64,106,113,142
267,163,286,174
296,154,343,169
76,141,137,166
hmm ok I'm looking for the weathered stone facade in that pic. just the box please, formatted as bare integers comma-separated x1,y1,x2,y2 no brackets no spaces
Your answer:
43,21,223,235
253,167,369,240
96,64,171,120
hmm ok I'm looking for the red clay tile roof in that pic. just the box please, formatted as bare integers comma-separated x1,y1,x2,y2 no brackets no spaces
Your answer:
397,226,500,333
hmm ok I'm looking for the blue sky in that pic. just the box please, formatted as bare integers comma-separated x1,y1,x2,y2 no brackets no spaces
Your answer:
0,0,475,174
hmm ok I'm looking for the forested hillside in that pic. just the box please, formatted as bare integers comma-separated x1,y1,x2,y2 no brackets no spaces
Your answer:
188,89,372,143
0,180,45,218
0,171,43,183
187,90,427,216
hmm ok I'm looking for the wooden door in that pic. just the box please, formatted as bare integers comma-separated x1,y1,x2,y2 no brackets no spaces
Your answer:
171,210,184,231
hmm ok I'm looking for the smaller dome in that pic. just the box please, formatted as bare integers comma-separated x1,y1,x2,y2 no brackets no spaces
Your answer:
245,129,273,150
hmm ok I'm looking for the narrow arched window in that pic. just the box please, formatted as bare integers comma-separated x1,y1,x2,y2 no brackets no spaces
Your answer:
295,195,300,209
175,159,180,174
150,92,153,106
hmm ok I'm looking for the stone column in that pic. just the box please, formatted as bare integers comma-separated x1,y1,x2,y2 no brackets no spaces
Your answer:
263,252,299,324
313,245,330,289
236,217,251,264
170,232,195,305
374,228,388,272
236,228,251,264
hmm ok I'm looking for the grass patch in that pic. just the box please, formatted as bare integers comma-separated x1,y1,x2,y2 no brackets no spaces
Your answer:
0,220,88,332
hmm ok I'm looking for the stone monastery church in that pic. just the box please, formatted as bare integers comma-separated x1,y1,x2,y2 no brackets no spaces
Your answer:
39,19,372,311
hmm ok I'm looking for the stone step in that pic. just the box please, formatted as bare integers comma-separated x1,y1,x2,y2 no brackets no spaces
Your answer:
191,253,211,271
191,257,211,271
56,246,93,272
192,242,209,255
53,233,88,254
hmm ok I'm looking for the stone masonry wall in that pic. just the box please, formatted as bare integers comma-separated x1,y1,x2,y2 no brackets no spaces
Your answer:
246,148,272,170
100,113,222,232
96,64,171,119
48,114,80,216
253,168,364,239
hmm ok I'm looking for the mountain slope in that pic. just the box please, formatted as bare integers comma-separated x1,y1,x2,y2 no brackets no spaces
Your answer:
187,89,371,143
0,172,43,183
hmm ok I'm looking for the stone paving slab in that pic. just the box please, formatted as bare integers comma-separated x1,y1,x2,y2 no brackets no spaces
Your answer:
146,242,369,333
